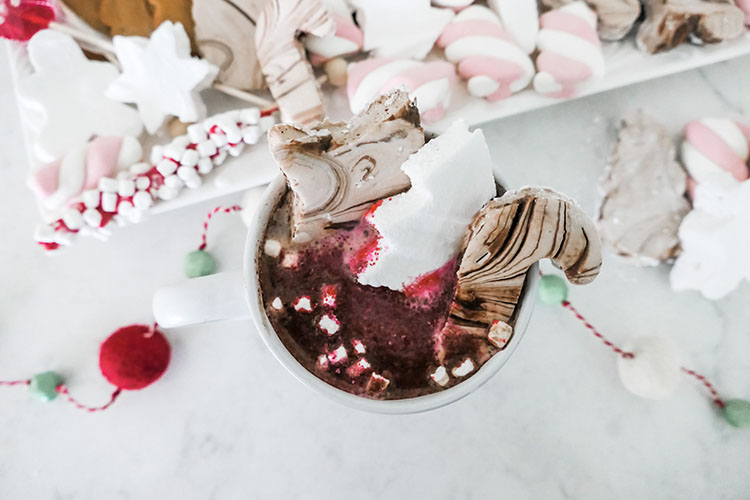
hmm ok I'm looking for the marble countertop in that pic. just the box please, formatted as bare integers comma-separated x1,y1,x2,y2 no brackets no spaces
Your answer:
1,47,749,499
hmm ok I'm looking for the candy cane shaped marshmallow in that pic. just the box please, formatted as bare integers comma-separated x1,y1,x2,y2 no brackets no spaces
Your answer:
681,118,750,196
305,0,363,66
347,58,455,123
28,136,142,211
437,5,534,101
533,1,605,98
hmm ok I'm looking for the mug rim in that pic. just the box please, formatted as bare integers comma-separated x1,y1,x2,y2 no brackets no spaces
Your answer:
244,175,539,414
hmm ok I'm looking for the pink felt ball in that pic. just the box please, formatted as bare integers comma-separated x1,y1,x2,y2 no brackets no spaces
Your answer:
99,324,171,390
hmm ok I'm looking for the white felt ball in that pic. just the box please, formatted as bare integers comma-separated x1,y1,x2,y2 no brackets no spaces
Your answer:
241,185,269,227
617,336,682,400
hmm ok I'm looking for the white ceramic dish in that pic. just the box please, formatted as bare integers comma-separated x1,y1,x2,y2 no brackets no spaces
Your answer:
153,175,540,413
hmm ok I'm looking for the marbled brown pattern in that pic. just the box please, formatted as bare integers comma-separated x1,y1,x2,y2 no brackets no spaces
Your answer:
267,90,424,241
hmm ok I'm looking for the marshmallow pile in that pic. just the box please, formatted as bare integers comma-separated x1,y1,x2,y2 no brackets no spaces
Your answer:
34,108,276,251
357,120,496,291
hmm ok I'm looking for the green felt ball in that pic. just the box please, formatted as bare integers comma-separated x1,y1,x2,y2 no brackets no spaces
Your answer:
184,250,216,278
29,371,63,402
722,399,750,428
538,275,568,305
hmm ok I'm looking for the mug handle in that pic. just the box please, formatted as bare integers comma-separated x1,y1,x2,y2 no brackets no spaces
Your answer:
152,272,251,328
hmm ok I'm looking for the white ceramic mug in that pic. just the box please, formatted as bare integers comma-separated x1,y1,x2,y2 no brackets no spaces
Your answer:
153,175,540,414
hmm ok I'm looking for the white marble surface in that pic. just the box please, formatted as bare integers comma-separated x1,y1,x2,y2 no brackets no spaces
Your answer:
1,45,750,499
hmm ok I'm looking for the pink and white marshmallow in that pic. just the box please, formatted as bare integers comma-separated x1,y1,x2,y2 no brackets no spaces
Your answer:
681,118,750,197
304,0,364,66
432,0,474,11
735,0,750,25
28,136,142,211
487,0,539,54
533,1,605,98
347,58,456,123
437,5,534,101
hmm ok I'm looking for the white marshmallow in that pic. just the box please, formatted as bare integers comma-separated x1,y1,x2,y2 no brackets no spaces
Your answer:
264,239,282,257
240,108,261,125
271,297,283,310
180,149,199,168
357,120,496,290
98,177,118,193
82,189,100,208
62,209,84,231
130,162,152,175
132,190,153,209
451,358,475,377
100,191,118,212
187,123,208,143
135,176,151,190
242,125,261,145
118,179,136,197
197,157,214,175
318,313,340,335
197,139,217,158
156,159,178,177
82,207,102,227
430,366,450,386
164,174,184,189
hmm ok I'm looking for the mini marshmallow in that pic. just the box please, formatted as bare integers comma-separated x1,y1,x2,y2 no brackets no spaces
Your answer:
181,171,202,189
156,159,178,177
213,151,228,166
157,185,179,200
318,313,341,335
216,117,242,144
177,165,199,182
149,145,164,164
82,189,100,208
197,139,217,158
117,200,134,218
211,132,229,149
271,297,283,310
118,179,136,197
187,123,208,143
451,358,475,377
317,354,330,369
82,207,102,227
130,162,152,175
98,177,118,193
327,345,348,364
264,239,282,257
162,142,187,161
346,358,371,377
180,149,199,168
227,143,245,157
242,125,261,145
366,372,390,392
487,320,513,348
132,190,153,209
135,176,151,190
357,120,496,290
163,175,184,189
259,116,276,133
100,191,118,212
240,108,261,125
282,252,299,269
430,366,450,386
62,209,84,231
293,296,313,312
352,340,366,354
197,157,214,175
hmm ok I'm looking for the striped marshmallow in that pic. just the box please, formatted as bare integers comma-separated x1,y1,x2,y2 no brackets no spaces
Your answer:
681,118,750,197
28,136,142,211
437,5,534,102
533,1,605,98
305,0,364,65
347,58,455,123
432,0,474,11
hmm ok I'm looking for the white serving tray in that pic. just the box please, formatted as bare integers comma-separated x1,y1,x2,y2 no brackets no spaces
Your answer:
9,30,750,220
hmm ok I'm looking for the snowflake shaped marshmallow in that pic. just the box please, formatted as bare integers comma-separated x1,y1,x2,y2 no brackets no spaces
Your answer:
671,174,750,300
16,30,143,162
351,0,454,60
107,21,219,133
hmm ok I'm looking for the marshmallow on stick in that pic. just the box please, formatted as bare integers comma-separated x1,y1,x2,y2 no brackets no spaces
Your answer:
437,5,534,101
681,118,750,197
357,120,496,291
533,1,605,98
28,136,142,211
347,58,456,123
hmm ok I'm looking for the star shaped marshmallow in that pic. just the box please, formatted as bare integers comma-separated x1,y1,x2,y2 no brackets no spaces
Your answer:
16,30,143,162
351,0,454,60
107,21,219,133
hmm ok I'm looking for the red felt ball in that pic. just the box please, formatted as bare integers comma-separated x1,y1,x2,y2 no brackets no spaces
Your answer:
99,324,171,390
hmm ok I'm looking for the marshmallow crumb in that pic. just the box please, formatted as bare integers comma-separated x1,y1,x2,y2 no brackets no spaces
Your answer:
488,321,513,349
321,285,337,307
430,366,450,386
451,359,475,377
271,297,283,311
317,354,329,369
264,239,281,258
327,345,348,364
293,296,313,313
346,358,371,378
318,313,340,335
